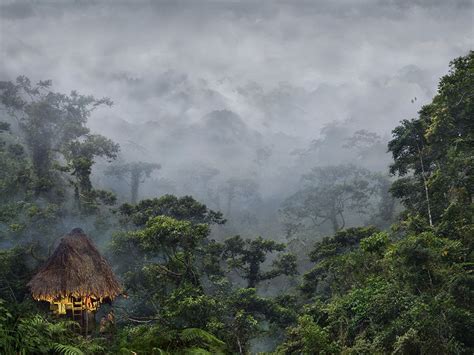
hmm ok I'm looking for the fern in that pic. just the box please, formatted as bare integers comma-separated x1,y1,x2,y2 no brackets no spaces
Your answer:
182,347,213,355
179,328,225,352
53,343,85,355
79,341,105,354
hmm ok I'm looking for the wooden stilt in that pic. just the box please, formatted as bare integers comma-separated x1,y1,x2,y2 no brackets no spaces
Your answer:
85,309,89,335
48,297,99,335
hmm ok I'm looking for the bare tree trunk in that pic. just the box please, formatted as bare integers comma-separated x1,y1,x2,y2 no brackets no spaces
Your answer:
330,216,340,232
330,206,340,232
130,169,140,204
417,143,433,227
237,337,243,355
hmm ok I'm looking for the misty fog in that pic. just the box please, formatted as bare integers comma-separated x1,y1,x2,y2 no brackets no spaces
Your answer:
2,0,470,242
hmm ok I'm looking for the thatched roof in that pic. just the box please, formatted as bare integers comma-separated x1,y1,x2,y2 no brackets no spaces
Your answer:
28,228,122,302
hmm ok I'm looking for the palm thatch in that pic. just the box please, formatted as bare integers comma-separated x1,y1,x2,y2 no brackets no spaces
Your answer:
28,228,122,302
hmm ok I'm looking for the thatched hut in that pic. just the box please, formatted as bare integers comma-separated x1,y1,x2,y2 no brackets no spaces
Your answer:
28,228,122,324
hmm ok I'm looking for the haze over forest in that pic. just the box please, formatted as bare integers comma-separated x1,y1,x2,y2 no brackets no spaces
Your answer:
1,0,471,216
0,0,474,354
2,0,472,239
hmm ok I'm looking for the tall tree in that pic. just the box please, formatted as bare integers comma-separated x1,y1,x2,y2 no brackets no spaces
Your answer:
281,165,381,234
64,134,119,212
105,161,161,203
118,194,225,228
222,235,297,288
0,76,118,206
388,51,473,229
388,118,434,226
219,177,260,218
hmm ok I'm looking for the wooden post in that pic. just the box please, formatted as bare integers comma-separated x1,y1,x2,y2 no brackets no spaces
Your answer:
85,308,88,335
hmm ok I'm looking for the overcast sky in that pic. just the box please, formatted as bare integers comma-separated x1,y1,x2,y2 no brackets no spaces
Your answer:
1,0,472,140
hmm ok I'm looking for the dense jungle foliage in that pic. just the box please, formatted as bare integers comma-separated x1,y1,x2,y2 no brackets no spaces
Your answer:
0,52,472,354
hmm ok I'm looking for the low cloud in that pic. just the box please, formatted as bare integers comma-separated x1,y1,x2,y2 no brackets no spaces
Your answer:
1,0,472,209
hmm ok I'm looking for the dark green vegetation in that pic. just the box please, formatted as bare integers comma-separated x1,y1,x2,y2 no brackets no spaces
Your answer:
0,53,472,354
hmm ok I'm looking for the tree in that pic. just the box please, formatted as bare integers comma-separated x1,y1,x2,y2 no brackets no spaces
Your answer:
222,235,297,288
118,194,225,228
281,165,381,234
389,118,434,226
0,77,117,199
210,285,297,354
110,212,229,324
219,177,261,218
388,51,473,229
294,124,390,171
177,165,220,206
0,122,31,201
301,226,380,296
111,216,213,290
0,114,64,248
277,314,339,354
105,161,161,203
0,247,33,303
343,129,382,151
64,134,119,212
